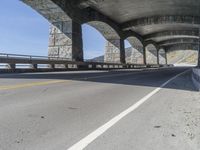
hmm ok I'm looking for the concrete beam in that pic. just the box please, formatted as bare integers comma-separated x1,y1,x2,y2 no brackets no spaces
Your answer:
164,43,199,51
144,30,199,42
122,15,200,30
158,38,199,46
76,0,98,9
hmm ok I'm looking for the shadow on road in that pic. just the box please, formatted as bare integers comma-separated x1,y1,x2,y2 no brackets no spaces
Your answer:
0,67,197,92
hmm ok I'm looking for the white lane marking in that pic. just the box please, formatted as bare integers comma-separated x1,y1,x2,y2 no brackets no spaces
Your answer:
67,69,189,150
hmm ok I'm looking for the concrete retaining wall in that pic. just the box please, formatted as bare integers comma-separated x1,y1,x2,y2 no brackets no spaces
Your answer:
192,68,200,91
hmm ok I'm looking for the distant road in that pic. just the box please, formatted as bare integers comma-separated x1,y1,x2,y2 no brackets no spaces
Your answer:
0,67,199,150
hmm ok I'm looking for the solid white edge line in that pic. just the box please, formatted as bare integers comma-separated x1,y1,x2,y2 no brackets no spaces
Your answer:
67,69,190,150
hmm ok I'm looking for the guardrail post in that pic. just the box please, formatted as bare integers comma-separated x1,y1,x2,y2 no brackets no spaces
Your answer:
31,64,37,70
65,64,68,69
89,64,96,69
8,64,16,70
49,64,55,69
76,64,87,70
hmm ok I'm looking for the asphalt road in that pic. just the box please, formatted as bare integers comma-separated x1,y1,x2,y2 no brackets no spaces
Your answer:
0,67,199,150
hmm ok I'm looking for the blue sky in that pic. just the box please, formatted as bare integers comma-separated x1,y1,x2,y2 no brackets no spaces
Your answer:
0,0,130,59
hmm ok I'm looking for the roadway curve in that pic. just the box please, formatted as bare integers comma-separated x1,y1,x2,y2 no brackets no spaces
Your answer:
0,68,199,150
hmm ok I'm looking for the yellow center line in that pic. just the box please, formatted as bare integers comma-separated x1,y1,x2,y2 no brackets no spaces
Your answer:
0,80,68,90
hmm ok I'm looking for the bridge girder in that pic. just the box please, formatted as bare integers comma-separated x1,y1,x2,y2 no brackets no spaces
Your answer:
163,43,199,52
144,30,199,42
122,15,200,34
158,38,199,47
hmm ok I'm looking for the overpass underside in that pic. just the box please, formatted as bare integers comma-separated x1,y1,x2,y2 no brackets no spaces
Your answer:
21,0,200,67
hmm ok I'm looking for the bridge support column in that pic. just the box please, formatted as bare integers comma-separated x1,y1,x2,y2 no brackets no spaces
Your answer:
165,50,168,65
48,20,83,61
104,39,125,64
143,48,147,65
157,50,160,65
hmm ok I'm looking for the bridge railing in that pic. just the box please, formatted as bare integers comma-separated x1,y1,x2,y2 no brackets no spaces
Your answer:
0,53,69,61
0,53,169,72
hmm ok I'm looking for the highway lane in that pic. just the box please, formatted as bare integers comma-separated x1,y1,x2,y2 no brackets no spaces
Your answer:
0,67,199,150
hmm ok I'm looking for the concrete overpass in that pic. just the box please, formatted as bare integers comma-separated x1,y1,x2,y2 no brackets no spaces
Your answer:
1,1,200,150
21,0,200,66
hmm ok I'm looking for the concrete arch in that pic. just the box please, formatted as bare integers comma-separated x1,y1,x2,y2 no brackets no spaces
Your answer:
84,20,125,63
144,40,159,49
22,0,72,23
126,36,144,64
22,0,84,61
87,21,120,40
83,8,123,38
145,43,158,64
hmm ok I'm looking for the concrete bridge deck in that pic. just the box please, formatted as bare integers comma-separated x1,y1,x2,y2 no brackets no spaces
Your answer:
0,68,199,150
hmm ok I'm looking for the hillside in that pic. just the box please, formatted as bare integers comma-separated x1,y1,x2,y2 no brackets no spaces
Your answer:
89,48,197,65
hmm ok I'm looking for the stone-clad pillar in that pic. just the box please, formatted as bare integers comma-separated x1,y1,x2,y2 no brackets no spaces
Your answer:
104,39,125,63
48,20,83,61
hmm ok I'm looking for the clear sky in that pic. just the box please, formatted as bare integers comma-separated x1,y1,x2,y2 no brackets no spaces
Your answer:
0,0,130,59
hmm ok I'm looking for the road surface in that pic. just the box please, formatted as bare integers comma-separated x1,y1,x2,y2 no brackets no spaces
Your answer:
0,67,200,150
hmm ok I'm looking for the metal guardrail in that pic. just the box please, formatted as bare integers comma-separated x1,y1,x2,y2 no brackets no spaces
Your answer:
0,53,168,71
0,53,69,61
